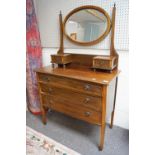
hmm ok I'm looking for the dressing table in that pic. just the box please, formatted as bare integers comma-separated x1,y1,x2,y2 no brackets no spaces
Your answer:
35,4,120,150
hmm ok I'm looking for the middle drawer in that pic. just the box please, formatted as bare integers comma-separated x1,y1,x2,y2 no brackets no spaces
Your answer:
40,83,102,112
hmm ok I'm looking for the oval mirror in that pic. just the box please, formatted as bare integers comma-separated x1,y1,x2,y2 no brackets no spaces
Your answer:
64,6,111,46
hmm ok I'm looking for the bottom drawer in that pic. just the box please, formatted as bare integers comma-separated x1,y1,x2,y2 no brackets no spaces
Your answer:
42,94,102,125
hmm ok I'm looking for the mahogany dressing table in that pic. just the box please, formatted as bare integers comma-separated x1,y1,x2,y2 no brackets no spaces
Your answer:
35,4,120,150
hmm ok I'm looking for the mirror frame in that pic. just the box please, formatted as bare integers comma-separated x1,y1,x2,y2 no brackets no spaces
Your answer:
63,5,111,46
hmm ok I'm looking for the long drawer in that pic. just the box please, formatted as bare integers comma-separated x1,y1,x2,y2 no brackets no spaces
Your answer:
38,73,102,96
42,94,102,125
40,83,102,112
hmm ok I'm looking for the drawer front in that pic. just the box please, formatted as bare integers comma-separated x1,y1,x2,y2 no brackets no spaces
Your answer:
42,94,101,125
40,83,102,112
38,73,102,96
93,59,111,70
51,54,72,64
51,55,62,64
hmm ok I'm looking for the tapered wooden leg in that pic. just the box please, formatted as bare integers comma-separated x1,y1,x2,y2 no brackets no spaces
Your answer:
110,111,114,128
42,107,47,125
110,77,118,128
99,86,107,151
99,123,106,150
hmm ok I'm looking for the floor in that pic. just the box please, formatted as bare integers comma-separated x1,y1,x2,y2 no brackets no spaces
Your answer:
26,111,129,155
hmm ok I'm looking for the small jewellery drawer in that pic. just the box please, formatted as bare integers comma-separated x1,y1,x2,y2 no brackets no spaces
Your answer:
92,56,117,70
93,59,111,69
38,73,102,96
42,94,101,125
40,84,102,111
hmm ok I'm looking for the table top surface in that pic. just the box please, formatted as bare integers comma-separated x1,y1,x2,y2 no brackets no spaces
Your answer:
35,65,120,85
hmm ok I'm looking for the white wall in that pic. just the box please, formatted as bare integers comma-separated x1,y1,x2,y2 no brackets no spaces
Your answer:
34,0,129,129
35,0,129,50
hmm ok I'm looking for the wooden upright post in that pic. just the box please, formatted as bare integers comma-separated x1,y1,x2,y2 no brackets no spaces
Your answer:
99,86,107,150
110,3,119,70
57,11,64,54
51,11,72,67
110,3,118,57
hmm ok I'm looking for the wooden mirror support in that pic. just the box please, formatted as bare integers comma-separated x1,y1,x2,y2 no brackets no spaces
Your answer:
57,11,64,54
92,4,118,72
51,11,72,68
51,4,118,72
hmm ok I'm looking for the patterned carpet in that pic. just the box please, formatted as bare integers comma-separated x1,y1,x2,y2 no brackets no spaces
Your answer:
27,111,129,155
27,126,81,155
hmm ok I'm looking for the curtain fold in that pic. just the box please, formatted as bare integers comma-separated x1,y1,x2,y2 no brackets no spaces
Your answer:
26,0,42,114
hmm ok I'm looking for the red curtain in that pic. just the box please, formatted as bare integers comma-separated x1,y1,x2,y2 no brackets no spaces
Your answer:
26,0,42,114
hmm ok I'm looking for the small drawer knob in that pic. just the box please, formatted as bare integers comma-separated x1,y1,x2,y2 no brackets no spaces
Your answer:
84,84,91,90
85,111,91,117
84,97,90,104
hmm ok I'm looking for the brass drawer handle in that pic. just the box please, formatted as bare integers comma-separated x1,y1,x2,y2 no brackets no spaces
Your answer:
84,84,91,90
85,111,91,117
48,88,53,93
84,97,90,104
